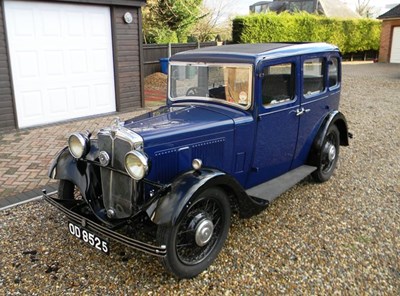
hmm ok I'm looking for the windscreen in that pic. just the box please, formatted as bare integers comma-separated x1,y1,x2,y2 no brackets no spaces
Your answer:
169,63,253,109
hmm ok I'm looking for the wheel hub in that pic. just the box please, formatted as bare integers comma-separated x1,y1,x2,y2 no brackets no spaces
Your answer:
327,144,336,162
195,219,214,247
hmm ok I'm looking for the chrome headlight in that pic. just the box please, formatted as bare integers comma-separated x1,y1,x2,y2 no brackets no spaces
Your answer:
68,132,90,159
125,150,149,180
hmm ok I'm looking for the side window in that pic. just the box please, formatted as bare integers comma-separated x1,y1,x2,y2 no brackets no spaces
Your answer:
303,58,324,96
262,63,295,106
328,57,339,88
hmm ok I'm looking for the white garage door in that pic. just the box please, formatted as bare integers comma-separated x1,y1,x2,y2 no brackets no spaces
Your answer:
390,27,400,63
4,1,116,128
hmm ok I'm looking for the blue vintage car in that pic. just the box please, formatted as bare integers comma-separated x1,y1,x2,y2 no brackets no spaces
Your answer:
45,43,349,278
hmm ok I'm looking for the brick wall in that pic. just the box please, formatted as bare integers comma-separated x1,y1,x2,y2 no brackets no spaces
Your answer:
379,19,400,63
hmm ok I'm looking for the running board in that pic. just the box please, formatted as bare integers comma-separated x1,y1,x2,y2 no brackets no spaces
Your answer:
246,165,317,203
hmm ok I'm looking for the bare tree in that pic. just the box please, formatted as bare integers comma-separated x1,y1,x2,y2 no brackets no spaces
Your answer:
190,1,232,42
356,0,376,18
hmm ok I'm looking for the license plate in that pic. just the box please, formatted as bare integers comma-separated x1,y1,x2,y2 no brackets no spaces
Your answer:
68,222,109,254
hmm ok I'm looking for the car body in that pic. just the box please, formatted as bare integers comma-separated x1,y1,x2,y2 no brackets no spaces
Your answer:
45,42,349,278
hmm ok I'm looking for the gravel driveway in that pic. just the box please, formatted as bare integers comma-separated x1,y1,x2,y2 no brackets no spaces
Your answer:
1,63,399,295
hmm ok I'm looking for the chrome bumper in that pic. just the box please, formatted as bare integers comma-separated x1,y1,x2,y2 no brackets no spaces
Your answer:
43,190,166,257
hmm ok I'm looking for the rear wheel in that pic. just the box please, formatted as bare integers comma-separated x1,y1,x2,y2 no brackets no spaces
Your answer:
157,187,231,278
312,125,340,182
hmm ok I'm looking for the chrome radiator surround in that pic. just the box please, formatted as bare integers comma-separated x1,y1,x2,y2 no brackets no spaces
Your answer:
97,124,144,219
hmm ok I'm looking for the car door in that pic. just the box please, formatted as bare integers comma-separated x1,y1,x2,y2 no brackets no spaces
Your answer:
291,54,341,168
247,57,301,188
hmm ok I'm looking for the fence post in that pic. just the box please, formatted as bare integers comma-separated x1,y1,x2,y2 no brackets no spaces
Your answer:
168,43,171,58
197,41,200,49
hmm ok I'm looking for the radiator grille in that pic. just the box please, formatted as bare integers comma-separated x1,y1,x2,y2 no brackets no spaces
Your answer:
97,129,140,219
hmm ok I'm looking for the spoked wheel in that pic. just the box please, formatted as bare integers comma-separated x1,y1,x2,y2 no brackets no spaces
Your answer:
157,187,231,278
312,125,340,182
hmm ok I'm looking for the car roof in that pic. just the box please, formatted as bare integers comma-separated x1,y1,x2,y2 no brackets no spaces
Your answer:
170,42,340,64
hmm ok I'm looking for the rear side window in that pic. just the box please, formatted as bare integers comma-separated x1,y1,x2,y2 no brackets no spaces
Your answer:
303,58,324,96
328,57,339,88
262,63,295,106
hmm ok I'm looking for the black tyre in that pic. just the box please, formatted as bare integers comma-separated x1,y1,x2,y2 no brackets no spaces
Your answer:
312,124,340,183
157,187,231,278
58,180,81,200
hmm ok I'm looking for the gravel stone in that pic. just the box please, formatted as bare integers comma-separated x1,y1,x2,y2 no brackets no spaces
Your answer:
0,62,399,295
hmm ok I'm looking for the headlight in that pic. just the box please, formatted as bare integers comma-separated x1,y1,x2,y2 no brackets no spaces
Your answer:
125,150,149,180
68,132,90,159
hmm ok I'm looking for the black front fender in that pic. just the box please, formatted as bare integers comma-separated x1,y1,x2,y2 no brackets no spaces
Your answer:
146,168,267,227
48,143,101,201
146,168,225,226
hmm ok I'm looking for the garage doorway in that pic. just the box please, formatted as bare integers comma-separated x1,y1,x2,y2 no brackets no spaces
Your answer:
390,27,400,63
4,1,116,128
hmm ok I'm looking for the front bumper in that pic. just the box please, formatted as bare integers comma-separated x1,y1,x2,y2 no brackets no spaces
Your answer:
43,190,166,257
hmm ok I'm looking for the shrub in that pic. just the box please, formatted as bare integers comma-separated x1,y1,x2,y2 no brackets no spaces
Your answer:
232,12,381,53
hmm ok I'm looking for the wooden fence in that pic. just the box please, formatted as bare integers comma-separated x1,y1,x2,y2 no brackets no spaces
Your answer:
143,42,217,77
342,50,379,62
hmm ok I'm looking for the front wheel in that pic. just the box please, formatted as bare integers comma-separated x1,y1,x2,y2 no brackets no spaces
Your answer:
312,124,340,182
58,179,81,200
157,187,231,278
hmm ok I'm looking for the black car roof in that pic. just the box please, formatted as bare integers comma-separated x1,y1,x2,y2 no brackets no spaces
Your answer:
170,42,340,64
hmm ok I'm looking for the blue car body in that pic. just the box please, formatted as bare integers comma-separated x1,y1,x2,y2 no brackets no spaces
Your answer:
45,43,349,278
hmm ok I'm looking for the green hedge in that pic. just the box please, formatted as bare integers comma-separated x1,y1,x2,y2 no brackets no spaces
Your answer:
232,12,381,53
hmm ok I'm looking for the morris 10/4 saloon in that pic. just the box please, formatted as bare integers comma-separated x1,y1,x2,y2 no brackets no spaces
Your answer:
45,43,349,278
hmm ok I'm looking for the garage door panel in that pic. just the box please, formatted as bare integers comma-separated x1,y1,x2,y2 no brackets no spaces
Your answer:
70,50,88,74
20,91,43,119
94,84,114,108
15,51,40,78
42,10,62,37
91,13,109,36
73,87,91,111
5,1,116,128
67,12,85,36
48,89,68,114
390,27,400,63
45,51,65,76
8,8,35,37
92,50,109,72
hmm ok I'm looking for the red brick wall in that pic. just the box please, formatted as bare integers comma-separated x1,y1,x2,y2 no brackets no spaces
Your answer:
379,19,400,63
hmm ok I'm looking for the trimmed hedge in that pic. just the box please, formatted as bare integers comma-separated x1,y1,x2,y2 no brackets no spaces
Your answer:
232,12,381,53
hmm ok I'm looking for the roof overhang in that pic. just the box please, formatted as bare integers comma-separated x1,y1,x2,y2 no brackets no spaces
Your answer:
378,17,400,21
49,0,147,7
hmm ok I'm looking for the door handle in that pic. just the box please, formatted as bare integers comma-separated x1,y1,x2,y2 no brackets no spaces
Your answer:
295,107,311,116
295,108,304,116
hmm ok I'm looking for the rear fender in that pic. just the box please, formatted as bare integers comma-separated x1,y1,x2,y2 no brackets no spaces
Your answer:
308,111,349,165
